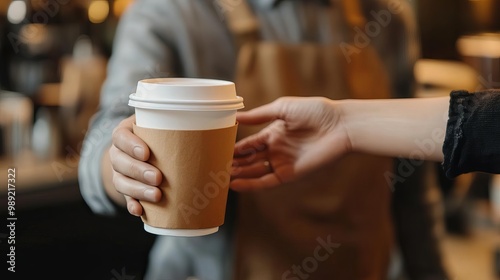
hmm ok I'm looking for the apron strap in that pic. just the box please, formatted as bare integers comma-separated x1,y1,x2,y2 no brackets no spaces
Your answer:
224,0,260,48
341,0,366,29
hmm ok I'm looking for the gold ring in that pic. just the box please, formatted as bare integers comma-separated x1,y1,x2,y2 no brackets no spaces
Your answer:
263,160,273,173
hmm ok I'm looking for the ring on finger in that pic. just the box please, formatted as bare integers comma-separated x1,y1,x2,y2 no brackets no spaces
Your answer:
263,160,273,173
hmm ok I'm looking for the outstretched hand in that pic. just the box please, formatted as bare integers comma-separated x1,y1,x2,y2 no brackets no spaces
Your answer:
230,97,351,191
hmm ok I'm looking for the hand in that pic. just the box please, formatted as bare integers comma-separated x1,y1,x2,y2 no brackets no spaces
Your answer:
230,97,351,191
109,115,162,216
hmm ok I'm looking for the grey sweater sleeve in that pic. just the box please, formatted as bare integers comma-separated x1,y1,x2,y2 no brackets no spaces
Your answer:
78,0,178,215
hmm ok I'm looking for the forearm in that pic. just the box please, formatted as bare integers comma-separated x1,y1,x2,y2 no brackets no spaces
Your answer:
78,124,122,215
101,148,127,207
340,96,449,161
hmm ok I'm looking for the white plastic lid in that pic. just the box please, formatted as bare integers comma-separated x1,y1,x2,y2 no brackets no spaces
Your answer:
129,78,244,111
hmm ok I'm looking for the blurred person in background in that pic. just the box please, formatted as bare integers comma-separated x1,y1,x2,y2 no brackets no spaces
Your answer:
78,0,448,279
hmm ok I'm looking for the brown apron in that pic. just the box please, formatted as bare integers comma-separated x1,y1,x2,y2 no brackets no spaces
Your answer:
227,1,394,279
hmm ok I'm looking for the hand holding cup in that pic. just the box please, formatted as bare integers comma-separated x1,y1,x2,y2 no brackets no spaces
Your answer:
109,115,162,216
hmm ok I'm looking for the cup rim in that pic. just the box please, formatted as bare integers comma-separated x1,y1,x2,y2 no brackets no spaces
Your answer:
128,94,244,111
139,78,234,87
129,93,243,105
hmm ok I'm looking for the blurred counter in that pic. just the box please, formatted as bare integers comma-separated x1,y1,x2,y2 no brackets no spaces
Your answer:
0,87,82,211
0,150,80,211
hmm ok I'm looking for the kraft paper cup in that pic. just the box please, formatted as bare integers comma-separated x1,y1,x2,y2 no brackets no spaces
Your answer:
128,78,244,237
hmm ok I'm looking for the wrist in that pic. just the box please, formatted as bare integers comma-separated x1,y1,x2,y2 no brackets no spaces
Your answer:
333,99,356,155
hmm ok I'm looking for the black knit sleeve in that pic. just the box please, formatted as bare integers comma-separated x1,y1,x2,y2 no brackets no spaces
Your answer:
442,89,500,178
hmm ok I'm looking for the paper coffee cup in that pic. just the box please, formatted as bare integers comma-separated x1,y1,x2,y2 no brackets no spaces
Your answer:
128,78,244,237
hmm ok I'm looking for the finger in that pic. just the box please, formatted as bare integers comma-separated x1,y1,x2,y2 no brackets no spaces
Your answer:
112,116,150,161
234,130,271,159
109,145,162,186
233,140,267,157
236,98,286,125
229,174,281,191
124,195,143,217
231,160,273,179
112,171,162,202
233,150,268,166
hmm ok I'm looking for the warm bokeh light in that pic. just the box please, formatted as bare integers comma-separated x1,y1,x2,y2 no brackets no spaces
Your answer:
7,0,27,24
113,0,134,18
468,0,496,28
457,32,500,58
88,0,109,24
19,23,48,45
0,1,10,15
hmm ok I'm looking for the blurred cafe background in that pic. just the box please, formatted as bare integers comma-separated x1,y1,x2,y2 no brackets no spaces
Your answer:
0,0,500,279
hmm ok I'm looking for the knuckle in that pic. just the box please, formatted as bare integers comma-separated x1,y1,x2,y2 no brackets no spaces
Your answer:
111,126,118,137
317,96,329,106
132,187,147,200
112,122,123,138
275,96,288,105
111,172,120,188
112,127,125,144
126,160,139,177
133,166,146,182
108,146,118,163
113,174,134,197
128,161,150,184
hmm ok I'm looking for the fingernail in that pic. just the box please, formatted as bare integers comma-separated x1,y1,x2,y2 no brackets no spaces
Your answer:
144,189,157,201
133,146,144,158
144,170,157,184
